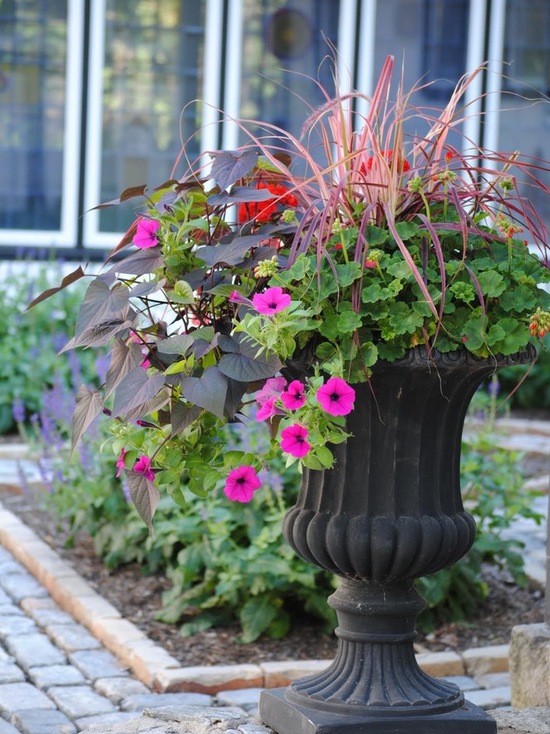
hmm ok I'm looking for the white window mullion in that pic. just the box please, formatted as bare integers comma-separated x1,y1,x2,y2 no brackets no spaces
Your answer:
59,0,84,247
82,0,112,248
221,0,244,151
201,0,225,161
484,0,507,162
462,0,488,151
336,0,358,97
354,0,378,124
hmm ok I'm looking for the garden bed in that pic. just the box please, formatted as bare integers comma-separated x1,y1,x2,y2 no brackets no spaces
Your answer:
0,483,545,666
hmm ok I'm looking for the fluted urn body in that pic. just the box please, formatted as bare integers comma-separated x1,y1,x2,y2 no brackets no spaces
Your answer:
260,347,533,734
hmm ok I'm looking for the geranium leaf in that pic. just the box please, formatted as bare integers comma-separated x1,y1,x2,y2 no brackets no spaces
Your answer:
76,280,130,336
210,149,258,191
180,366,228,419
105,341,145,398
126,472,160,535
71,385,104,454
113,367,165,417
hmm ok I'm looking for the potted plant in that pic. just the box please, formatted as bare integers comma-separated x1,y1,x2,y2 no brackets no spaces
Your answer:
34,56,550,733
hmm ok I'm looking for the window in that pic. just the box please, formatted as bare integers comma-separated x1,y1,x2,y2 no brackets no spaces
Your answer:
504,0,550,96
86,1,207,241
422,0,469,98
0,0,82,246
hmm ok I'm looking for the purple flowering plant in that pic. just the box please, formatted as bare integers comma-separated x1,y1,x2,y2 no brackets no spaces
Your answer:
32,56,550,530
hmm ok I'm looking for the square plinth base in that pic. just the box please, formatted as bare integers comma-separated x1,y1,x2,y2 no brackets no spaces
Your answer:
259,688,497,734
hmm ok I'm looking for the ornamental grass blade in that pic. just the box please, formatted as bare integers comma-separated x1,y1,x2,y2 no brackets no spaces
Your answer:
71,385,104,455
126,472,160,535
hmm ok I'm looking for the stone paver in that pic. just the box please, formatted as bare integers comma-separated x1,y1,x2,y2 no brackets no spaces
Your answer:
5,632,66,670
69,650,129,681
47,685,117,719
11,708,77,734
0,682,57,714
28,664,86,689
94,677,150,703
0,659,25,683
46,623,103,652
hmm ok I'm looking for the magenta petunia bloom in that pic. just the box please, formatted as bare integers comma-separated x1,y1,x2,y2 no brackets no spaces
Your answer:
281,380,307,410
256,376,287,405
317,377,356,416
256,396,279,421
224,465,262,502
252,286,291,315
229,290,253,307
133,218,160,249
115,448,127,478
133,455,155,481
280,423,311,457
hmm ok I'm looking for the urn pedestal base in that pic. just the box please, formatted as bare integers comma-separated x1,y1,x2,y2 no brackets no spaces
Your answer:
260,688,497,734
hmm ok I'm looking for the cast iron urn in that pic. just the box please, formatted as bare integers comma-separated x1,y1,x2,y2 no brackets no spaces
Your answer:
260,347,533,734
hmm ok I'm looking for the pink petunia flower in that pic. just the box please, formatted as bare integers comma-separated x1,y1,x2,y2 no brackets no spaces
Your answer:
229,290,253,307
133,455,155,481
280,423,311,457
280,380,307,410
133,218,160,249
256,397,279,421
224,465,262,502
317,377,356,416
252,286,291,315
115,448,127,478
256,376,287,405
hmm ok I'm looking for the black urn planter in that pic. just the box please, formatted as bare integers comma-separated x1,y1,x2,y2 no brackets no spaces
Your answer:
260,347,533,734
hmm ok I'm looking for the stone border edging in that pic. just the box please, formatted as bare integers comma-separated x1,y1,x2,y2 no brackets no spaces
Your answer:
0,501,512,695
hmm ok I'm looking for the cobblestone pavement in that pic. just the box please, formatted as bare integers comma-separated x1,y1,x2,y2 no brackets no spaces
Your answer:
0,419,547,733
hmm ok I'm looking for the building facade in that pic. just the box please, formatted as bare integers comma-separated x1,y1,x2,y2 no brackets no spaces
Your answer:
0,0,548,258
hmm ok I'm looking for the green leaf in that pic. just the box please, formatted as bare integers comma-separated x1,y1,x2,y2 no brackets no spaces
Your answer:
395,221,419,240
362,282,385,303
364,225,389,246
335,261,362,287
476,271,506,298
239,595,279,643
498,285,537,313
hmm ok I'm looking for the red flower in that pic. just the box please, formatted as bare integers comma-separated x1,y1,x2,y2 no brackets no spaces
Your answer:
361,149,410,174
238,181,298,224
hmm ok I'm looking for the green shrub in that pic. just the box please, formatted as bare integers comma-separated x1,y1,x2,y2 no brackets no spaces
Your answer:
0,260,99,434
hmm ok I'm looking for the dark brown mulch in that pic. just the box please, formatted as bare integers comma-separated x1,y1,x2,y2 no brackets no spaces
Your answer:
0,484,545,666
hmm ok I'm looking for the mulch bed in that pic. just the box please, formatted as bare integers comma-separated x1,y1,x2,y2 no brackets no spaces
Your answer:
0,484,545,666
